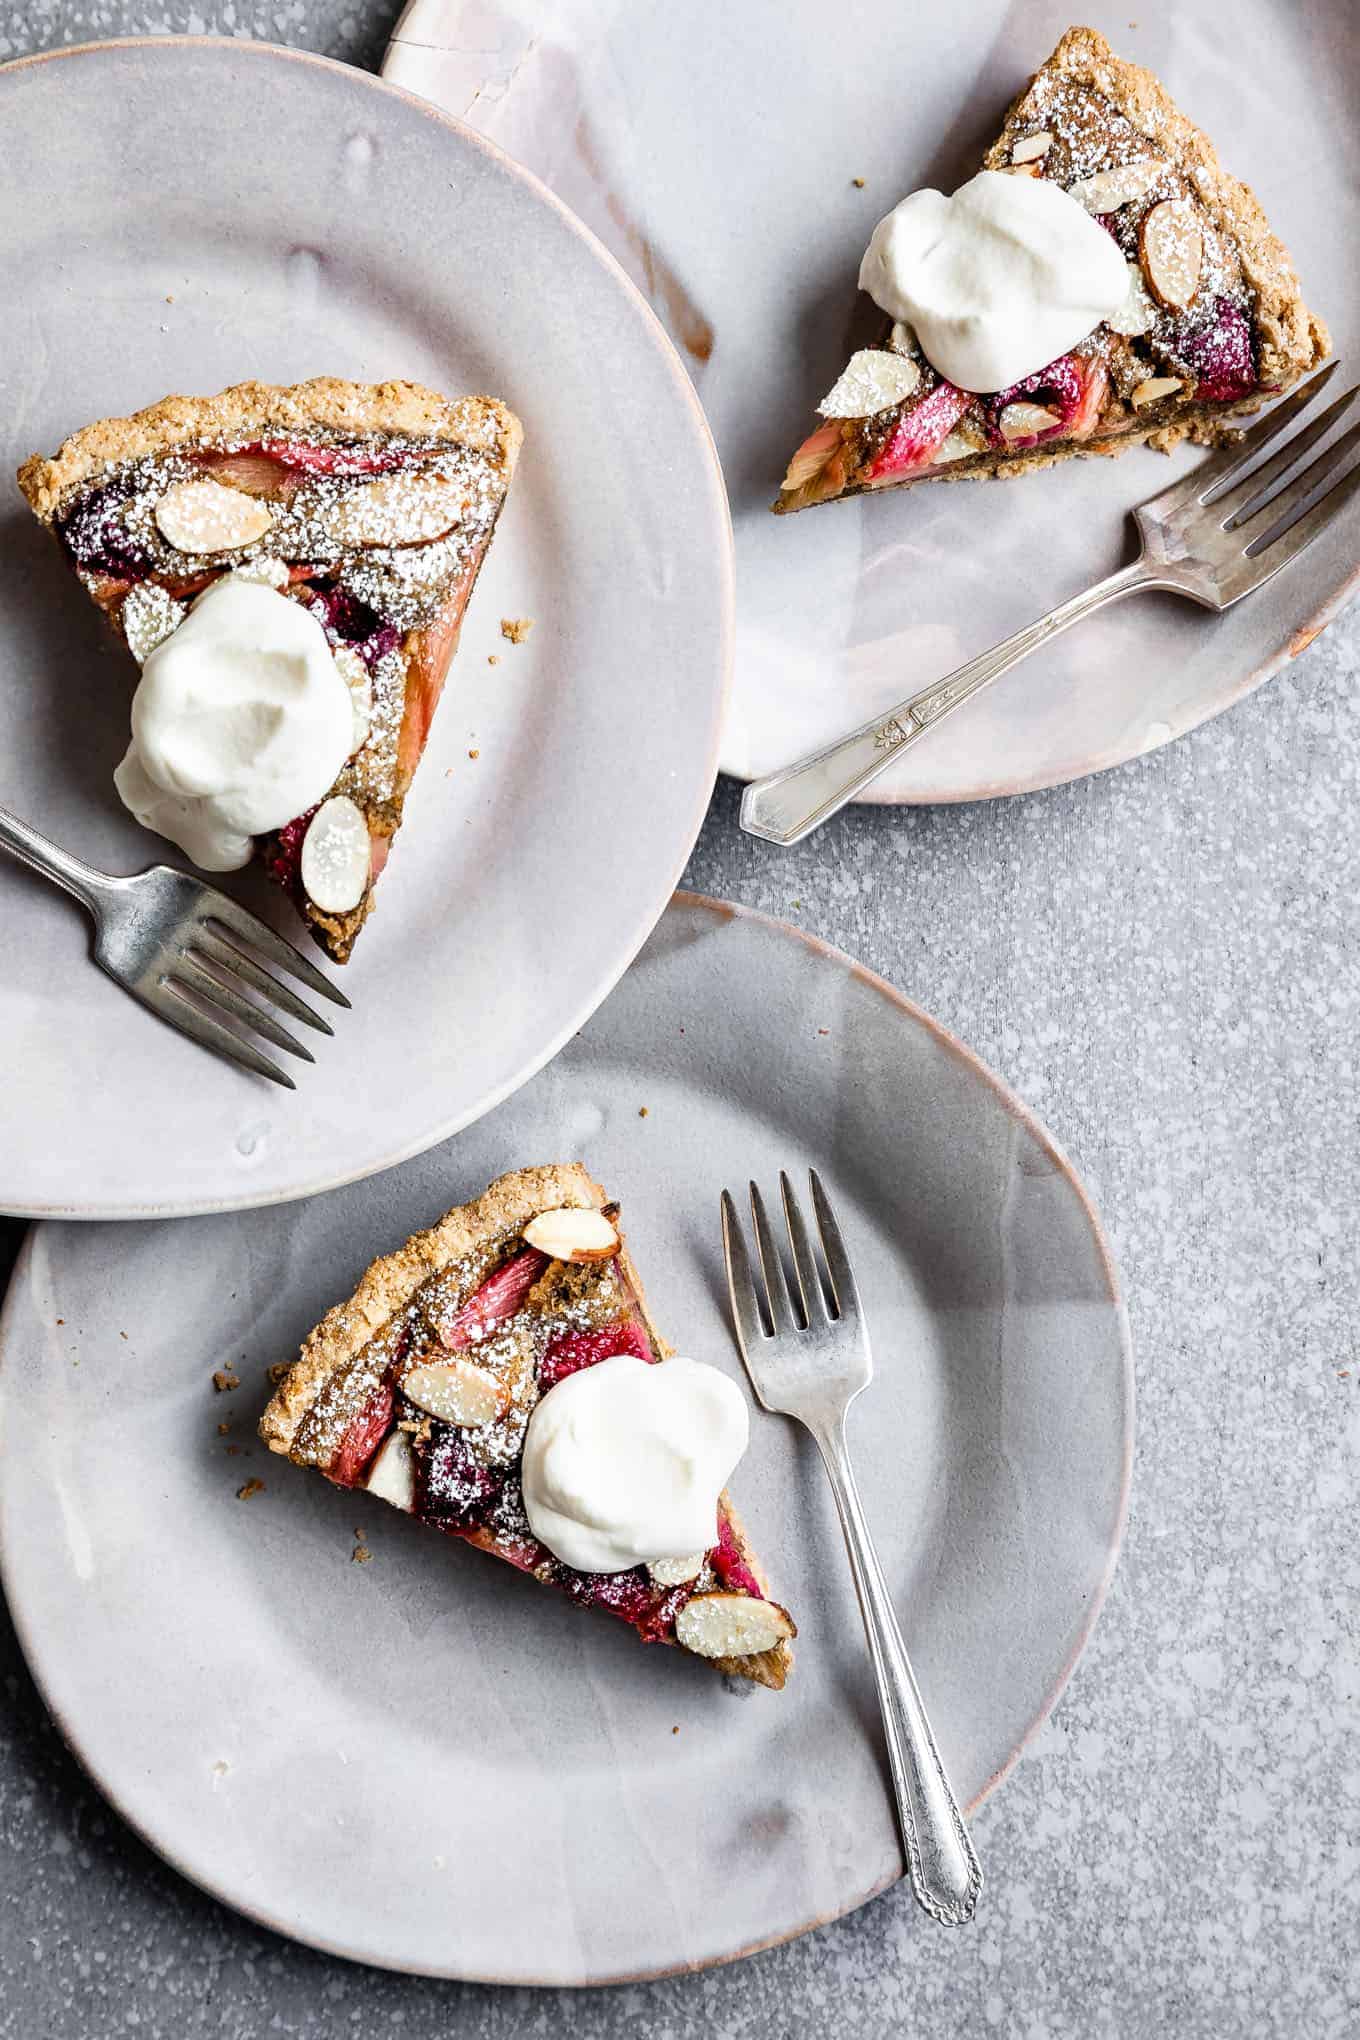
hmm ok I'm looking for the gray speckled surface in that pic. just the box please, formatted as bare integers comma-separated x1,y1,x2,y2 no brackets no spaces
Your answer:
2,8,1358,2035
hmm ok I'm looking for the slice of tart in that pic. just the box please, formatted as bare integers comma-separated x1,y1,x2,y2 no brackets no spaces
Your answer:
776,26,1329,511
259,1165,796,1688
18,378,521,961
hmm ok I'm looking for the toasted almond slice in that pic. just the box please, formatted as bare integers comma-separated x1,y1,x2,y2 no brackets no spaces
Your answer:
320,471,468,549
997,402,1061,442
817,348,922,419
228,554,291,590
332,645,373,754
365,1431,415,1511
648,1552,706,1586
300,795,370,915
1001,162,1039,179
1067,159,1161,213
1139,198,1203,311
523,1206,620,1263
403,1357,507,1427
1105,260,1159,337
155,477,276,554
888,319,918,356
1130,375,1185,410
1010,130,1053,164
121,582,184,663
675,1592,796,1659
932,428,978,466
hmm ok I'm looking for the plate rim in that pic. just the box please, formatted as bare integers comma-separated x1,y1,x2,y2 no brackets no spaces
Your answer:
0,35,734,1223
380,0,1360,805
0,890,1134,1984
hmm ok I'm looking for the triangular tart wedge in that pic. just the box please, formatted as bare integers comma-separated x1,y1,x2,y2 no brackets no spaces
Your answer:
18,378,521,961
260,1165,796,1689
776,26,1328,511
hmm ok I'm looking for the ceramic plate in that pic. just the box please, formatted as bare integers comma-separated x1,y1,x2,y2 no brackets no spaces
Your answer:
0,40,731,1220
0,895,1132,1983
385,0,1359,798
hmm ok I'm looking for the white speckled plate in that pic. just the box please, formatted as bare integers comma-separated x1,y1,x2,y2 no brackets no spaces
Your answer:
384,0,1359,798
0,895,1132,1983
0,40,730,1219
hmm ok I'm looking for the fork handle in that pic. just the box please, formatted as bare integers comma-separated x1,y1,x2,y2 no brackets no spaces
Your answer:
740,557,1161,844
0,802,109,915
814,1417,983,1925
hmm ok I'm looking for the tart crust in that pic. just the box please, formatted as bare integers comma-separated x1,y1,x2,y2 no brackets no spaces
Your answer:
17,377,521,523
984,26,1328,403
261,1163,794,1690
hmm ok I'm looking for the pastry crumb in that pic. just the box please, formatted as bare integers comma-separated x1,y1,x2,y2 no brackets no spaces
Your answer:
468,748,480,760
671,1724,680,1735
266,1361,291,1384
119,1330,128,1341
852,176,865,188
499,616,533,644
638,1105,649,1118
236,1478,265,1501
213,1369,240,1393
217,1421,232,1436
55,1318,64,1326
487,652,499,666
352,1543,372,1564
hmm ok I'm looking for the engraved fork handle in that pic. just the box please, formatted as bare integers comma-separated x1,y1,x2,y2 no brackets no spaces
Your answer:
740,558,1169,844
0,802,108,914
814,1413,982,1925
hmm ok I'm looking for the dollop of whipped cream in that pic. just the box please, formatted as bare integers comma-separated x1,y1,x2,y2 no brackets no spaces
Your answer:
521,1354,750,1574
114,577,355,871
858,169,1129,393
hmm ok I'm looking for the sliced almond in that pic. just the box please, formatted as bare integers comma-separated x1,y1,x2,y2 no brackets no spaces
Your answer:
1105,260,1158,337
1000,161,1039,178
817,349,921,419
997,402,1061,442
1067,159,1161,213
675,1593,796,1659
1130,375,1184,410
299,795,370,915
1010,130,1053,164
1139,198,1203,311
120,582,184,663
648,1552,706,1586
154,477,275,554
931,429,978,467
887,319,918,357
332,645,373,754
228,554,291,590
320,471,468,549
522,1206,620,1263
365,1431,415,1511
403,1357,507,1427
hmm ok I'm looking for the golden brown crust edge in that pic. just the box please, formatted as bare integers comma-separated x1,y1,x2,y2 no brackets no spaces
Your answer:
260,1161,793,1689
989,27,1328,390
260,1164,603,1457
17,377,524,523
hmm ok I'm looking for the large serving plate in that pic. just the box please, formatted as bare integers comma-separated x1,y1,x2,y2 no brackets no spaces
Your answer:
386,0,1359,798
0,39,731,1217
0,896,1132,1980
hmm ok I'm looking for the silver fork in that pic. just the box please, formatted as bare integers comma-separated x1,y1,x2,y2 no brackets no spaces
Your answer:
742,361,1360,843
721,1169,982,1926
0,803,348,1088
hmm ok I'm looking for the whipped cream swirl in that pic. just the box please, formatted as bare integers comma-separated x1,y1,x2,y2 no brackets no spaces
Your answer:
521,1354,750,1574
858,169,1129,392
114,577,354,871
